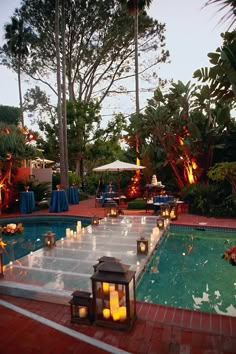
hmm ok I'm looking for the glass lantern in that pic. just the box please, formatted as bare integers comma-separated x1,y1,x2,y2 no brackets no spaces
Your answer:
156,216,165,229
137,237,148,255
43,231,56,248
105,202,118,217
169,202,178,221
91,261,136,331
160,204,170,218
93,256,121,273
91,215,100,226
69,290,93,325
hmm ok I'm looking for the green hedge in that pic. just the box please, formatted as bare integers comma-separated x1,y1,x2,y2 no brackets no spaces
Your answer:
127,199,146,210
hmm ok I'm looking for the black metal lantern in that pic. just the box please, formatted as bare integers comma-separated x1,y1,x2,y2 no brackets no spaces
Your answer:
0,249,4,277
91,215,100,226
160,204,170,218
105,201,118,217
93,256,121,273
91,261,136,331
69,290,93,325
169,202,178,221
137,237,148,255
156,216,165,229
43,231,56,248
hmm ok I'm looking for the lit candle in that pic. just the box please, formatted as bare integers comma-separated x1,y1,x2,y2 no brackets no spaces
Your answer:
103,308,110,319
47,240,51,246
79,307,88,318
102,282,109,294
70,230,74,237
109,284,115,292
76,226,81,233
66,228,70,237
77,221,81,228
112,310,120,321
119,306,127,321
140,242,146,252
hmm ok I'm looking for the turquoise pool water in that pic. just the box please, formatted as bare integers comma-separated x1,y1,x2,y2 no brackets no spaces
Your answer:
136,226,236,316
0,216,91,266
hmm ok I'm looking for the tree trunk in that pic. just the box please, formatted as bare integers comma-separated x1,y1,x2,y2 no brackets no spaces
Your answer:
17,59,24,127
61,0,69,188
55,0,66,187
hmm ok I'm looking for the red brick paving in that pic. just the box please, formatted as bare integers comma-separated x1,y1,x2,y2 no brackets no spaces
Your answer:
0,196,236,353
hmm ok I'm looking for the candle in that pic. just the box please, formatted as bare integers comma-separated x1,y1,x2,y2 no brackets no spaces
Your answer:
109,284,115,292
103,308,110,319
47,240,51,246
79,307,88,318
70,230,74,237
119,306,127,321
66,228,70,237
140,242,145,252
102,282,109,294
112,310,120,321
76,226,81,233
77,221,81,228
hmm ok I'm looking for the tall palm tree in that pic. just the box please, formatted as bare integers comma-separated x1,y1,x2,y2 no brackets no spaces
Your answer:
205,0,236,29
3,15,33,127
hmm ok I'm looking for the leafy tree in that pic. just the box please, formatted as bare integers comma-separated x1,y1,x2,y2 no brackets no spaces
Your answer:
193,31,236,102
0,105,21,125
0,14,36,126
2,0,168,105
208,161,236,193
204,0,236,29
127,81,233,190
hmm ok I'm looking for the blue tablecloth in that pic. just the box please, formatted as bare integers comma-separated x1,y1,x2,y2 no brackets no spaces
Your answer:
102,192,118,207
66,187,79,204
153,195,174,204
49,190,69,212
20,191,36,214
153,195,174,213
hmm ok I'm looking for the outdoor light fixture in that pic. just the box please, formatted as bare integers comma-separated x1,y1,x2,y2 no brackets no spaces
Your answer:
156,216,165,229
0,249,4,277
43,231,56,248
169,202,178,221
160,204,170,218
93,256,121,273
105,202,118,217
91,215,100,226
91,260,136,331
137,237,148,255
69,290,93,325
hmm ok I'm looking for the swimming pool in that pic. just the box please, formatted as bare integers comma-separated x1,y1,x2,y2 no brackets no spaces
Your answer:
0,216,91,266
136,225,236,316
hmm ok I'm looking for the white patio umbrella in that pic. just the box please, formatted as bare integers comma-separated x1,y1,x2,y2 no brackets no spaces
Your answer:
93,160,146,196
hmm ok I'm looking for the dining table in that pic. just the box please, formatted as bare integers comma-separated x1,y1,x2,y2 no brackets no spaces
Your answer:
49,190,69,213
67,186,79,204
20,191,36,214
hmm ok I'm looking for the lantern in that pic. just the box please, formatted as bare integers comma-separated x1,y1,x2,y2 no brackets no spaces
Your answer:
91,261,136,331
0,249,4,277
169,202,178,221
137,237,148,255
105,201,118,217
43,231,56,248
91,215,100,226
160,204,170,218
93,256,121,273
69,290,93,325
156,216,165,229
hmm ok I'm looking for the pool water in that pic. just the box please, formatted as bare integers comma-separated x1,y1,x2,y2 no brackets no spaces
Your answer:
0,216,91,266
136,226,236,316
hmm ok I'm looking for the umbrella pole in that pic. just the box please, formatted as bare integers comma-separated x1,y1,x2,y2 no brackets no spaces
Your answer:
118,172,120,198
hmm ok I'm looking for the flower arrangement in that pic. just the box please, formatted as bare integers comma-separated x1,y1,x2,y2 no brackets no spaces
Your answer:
0,223,24,235
222,245,236,266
